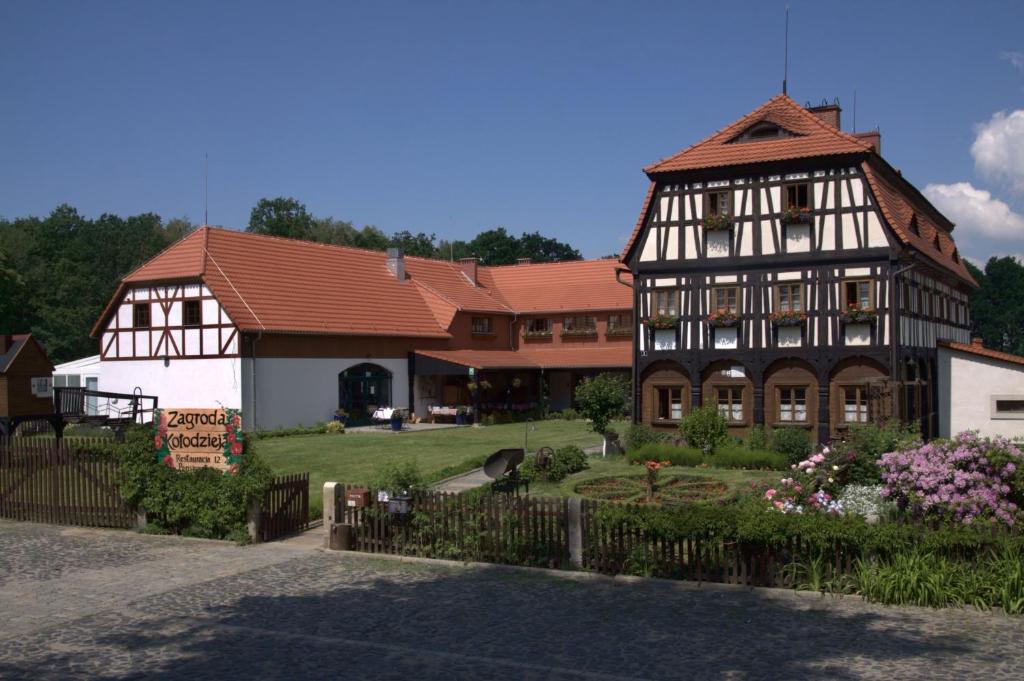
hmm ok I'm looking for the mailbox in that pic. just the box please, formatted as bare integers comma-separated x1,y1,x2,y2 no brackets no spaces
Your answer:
346,487,370,508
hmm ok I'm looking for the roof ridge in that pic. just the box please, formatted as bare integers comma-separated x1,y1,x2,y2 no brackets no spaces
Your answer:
118,227,205,283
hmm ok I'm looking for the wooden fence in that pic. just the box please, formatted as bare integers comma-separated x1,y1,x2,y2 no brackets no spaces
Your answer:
260,473,310,542
332,485,862,587
336,485,570,568
0,439,135,528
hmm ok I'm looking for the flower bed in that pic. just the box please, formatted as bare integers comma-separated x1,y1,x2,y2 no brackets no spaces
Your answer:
576,474,731,504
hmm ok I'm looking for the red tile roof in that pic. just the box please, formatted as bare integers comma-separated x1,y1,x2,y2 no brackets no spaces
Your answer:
94,227,631,338
938,340,1024,367
479,259,631,313
644,94,872,174
861,163,976,287
416,344,630,370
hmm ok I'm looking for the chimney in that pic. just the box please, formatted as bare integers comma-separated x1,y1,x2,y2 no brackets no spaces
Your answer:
386,248,405,282
971,337,985,348
806,100,841,130
853,130,881,153
459,257,479,286
516,257,532,265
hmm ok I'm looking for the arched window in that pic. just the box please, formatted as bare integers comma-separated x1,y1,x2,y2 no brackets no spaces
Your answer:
339,364,393,423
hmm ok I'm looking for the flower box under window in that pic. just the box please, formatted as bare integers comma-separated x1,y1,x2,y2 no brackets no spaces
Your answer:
644,314,679,330
839,306,877,324
781,207,813,226
605,327,633,337
523,329,553,340
707,311,740,328
561,328,598,338
703,214,733,231
770,311,807,327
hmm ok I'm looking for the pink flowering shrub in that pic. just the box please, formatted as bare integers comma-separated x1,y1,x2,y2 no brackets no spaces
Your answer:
763,447,847,514
877,432,1024,526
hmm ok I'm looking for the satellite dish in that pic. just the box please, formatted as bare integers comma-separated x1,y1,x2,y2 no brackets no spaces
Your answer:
483,448,525,479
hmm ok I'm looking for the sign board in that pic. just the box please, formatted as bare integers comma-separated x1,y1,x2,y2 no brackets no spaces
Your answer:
30,376,53,398
153,408,244,473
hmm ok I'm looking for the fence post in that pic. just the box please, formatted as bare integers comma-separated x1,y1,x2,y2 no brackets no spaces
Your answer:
323,482,341,547
247,497,262,544
135,506,148,531
567,497,583,569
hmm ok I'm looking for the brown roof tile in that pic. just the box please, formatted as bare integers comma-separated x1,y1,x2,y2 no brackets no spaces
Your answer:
479,259,631,313
415,344,630,370
938,340,1024,367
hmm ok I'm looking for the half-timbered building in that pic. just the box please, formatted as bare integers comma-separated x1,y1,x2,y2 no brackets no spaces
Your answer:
621,94,977,444
92,227,631,430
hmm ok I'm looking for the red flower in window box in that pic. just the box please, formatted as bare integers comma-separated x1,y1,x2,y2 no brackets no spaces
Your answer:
769,311,807,327
644,314,679,330
781,207,813,225
706,309,740,328
703,214,733,231
839,304,877,324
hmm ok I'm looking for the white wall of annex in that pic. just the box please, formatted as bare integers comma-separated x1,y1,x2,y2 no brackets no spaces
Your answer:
101,357,242,412
939,349,1024,439
241,357,409,431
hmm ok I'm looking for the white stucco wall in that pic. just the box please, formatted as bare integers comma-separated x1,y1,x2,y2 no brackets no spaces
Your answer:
101,357,243,412
938,348,1024,439
241,357,409,431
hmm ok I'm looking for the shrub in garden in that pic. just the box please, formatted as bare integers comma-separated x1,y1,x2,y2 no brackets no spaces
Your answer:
372,460,425,493
711,446,788,471
560,408,580,421
747,424,770,452
524,445,589,483
626,443,702,467
574,372,628,430
679,405,728,456
838,484,893,520
623,423,671,452
770,427,812,464
114,426,272,540
878,432,1023,526
833,420,920,484
325,420,344,434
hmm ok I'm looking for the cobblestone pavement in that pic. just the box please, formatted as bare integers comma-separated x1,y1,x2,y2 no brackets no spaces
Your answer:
2,519,1023,680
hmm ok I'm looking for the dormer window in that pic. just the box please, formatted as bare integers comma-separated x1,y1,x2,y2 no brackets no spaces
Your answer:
730,121,799,143
910,214,921,236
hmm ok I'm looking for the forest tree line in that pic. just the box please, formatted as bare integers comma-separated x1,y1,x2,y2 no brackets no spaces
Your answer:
0,198,583,362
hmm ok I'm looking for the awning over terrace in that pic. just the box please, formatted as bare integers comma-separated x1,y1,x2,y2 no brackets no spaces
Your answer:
413,345,631,374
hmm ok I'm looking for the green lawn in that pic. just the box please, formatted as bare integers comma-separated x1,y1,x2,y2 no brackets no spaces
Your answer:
526,455,779,498
258,420,619,512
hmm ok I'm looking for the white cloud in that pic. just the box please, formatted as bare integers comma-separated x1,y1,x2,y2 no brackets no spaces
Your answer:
923,182,1024,240
1001,51,1024,71
971,109,1024,193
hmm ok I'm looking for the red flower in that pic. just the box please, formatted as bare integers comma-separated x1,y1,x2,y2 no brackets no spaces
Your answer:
230,442,243,457
228,432,237,443
154,435,164,449
233,415,241,427
228,464,239,475
162,455,175,468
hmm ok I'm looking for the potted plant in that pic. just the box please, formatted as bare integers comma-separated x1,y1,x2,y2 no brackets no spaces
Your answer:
455,405,467,426
467,381,479,392
769,310,807,327
390,409,403,432
707,309,740,327
511,376,522,389
334,408,348,425
644,314,679,330
703,213,732,231
781,206,813,225
839,304,877,324
479,379,492,391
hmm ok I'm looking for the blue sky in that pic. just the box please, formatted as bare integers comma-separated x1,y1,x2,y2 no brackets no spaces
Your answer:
2,1,1023,262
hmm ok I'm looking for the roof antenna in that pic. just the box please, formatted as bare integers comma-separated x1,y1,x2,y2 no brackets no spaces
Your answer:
204,152,209,227
782,5,789,95
852,89,857,133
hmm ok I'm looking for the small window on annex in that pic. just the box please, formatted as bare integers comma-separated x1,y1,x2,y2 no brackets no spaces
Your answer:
653,289,679,316
712,286,739,314
471,317,493,334
715,386,744,423
841,385,869,424
525,318,551,334
563,316,597,332
657,387,685,421
775,284,803,313
133,303,150,329
183,300,202,327
608,313,633,331
993,398,1024,419
843,280,873,311
706,190,731,217
786,183,810,210
778,387,808,422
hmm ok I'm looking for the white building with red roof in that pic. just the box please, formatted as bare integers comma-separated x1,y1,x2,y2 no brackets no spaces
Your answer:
92,228,631,429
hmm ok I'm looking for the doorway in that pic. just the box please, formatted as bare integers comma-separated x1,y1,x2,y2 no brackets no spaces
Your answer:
339,364,393,425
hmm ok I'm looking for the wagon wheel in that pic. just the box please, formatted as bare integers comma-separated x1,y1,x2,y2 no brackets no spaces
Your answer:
534,446,554,470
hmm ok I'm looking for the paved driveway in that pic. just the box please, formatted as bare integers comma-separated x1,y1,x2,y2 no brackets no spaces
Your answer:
1,519,1022,680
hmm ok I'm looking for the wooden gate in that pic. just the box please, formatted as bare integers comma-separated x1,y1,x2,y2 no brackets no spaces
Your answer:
0,440,134,528
260,473,310,541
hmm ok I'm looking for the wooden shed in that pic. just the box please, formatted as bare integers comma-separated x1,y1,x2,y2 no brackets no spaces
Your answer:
0,333,56,435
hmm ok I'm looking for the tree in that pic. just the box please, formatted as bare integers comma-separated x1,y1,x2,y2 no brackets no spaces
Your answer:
247,197,313,239
574,373,629,455
517,231,582,263
465,228,522,265
967,256,1024,355
389,230,437,258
